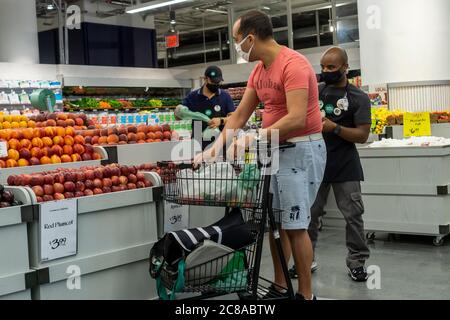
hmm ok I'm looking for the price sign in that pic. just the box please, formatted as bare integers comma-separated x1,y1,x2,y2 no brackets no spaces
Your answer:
0,141,7,157
165,33,179,49
403,112,431,137
40,199,78,262
164,201,189,233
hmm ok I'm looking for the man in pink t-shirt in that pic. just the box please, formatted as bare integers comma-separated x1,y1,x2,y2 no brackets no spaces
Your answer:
195,11,326,300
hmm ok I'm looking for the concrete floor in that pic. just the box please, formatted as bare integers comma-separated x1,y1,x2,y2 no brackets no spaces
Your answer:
258,226,450,300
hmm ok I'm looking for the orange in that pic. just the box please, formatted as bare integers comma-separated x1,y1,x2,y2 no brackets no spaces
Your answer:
10,130,23,140
44,127,55,138
22,128,34,139
6,159,18,168
7,149,20,161
32,128,41,138
19,121,28,128
2,121,11,129
20,139,32,150
27,120,36,128
42,136,53,147
17,158,29,167
40,156,52,165
64,135,74,146
61,154,72,163
56,127,66,137
31,137,44,148
65,127,75,137
53,136,64,146
7,138,20,150
51,154,61,164
0,129,11,141
11,122,20,129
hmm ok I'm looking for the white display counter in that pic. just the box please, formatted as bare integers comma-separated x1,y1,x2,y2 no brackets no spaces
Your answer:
323,145,450,246
0,187,36,300
23,173,163,300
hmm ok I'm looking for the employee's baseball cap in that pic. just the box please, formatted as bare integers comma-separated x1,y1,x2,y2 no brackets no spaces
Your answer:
205,66,224,83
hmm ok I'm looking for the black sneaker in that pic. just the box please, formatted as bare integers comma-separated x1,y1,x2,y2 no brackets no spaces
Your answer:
295,293,317,300
348,266,368,282
259,284,289,299
288,261,318,279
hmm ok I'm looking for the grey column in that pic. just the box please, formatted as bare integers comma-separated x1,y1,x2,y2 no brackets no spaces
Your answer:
0,0,39,63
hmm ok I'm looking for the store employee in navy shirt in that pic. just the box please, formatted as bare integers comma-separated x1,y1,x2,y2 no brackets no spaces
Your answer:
182,66,236,150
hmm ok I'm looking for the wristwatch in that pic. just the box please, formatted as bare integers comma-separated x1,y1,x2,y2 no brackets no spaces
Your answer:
333,124,342,136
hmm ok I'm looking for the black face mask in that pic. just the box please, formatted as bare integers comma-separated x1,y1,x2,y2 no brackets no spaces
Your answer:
321,69,345,85
206,83,220,93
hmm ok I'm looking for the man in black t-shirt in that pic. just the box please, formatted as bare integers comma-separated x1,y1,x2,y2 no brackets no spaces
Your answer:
289,47,371,282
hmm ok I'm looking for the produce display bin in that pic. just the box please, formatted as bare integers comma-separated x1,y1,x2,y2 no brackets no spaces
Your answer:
0,187,37,300
101,140,195,166
0,147,108,185
358,145,450,245
386,123,450,139
24,173,163,300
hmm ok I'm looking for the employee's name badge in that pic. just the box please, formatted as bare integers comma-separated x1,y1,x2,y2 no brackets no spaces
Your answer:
214,105,221,112
205,109,212,117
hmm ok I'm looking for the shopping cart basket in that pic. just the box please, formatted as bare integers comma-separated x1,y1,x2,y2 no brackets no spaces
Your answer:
154,143,295,300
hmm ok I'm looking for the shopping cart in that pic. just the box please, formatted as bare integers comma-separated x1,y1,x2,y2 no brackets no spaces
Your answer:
155,143,295,300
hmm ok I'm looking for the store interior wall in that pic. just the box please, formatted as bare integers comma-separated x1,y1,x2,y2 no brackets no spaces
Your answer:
358,0,450,85
37,0,157,68
0,0,40,64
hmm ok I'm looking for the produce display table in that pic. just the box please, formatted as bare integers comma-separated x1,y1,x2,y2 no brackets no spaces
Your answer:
323,145,450,246
386,123,450,139
0,187,36,300
101,140,195,166
23,173,163,300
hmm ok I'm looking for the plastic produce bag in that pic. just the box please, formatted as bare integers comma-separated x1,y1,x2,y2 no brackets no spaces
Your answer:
200,163,237,202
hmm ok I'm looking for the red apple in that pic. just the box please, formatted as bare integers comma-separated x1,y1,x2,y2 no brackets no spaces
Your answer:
93,178,103,189
64,192,75,199
93,188,103,195
111,186,122,192
111,176,120,186
94,168,104,179
7,175,16,186
54,193,65,200
136,181,145,189
53,183,65,194
75,181,85,192
128,174,137,184
144,180,152,188
136,172,146,182
43,175,54,185
43,184,54,195
64,172,77,182
127,183,137,190
85,180,94,190
30,175,44,186
32,185,44,197
120,165,129,176
43,195,54,202
64,181,76,192
75,191,84,198
85,170,95,180
119,176,128,185
36,196,44,203
76,172,86,181
102,186,112,193
53,173,65,184
102,178,112,188
84,189,94,196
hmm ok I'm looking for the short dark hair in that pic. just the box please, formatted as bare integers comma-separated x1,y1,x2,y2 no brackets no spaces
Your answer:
238,10,273,40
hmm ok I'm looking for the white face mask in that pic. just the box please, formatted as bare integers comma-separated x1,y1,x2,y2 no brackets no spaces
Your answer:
235,35,254,62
